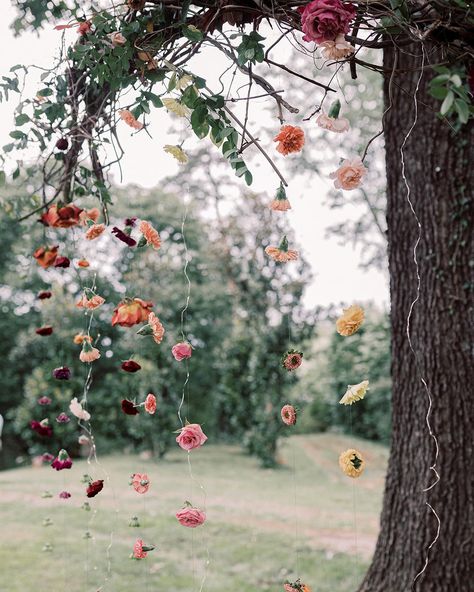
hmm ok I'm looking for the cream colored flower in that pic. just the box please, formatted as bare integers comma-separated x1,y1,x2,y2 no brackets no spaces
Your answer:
316,113,350,133
176,74,193,90
320,34,354,60
162,98,190,118
69,397,91,421
164,145,188,164
336,304,365,336
339,449,365,478
339,380,369,405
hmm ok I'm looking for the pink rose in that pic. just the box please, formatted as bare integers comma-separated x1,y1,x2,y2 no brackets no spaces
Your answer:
176,423,208,451
171,342,192,361
176,506,206,528
329,156,367,191
299,0,356,44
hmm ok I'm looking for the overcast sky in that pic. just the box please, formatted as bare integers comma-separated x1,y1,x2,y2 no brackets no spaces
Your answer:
0,4,389,310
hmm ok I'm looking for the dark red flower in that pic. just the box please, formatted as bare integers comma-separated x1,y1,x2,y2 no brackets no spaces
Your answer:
125,217,137,227
51,449,73,471
86,479,104,498
54,256,70,268
36,326,53,336
56,138,69,151
30,419,53,437
112,226,137,247
121,399,140,415
59,491,71,499
53,366,71,380
121,360,142,373
38,290,52,299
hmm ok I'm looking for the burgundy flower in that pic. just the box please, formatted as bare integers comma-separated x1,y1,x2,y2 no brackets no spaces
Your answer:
59,491,71,499
54,256,71,268
56,138,69,151
125,217,137,227
53,366,71,380
121,399,139,415
86,479,104,498
30,419,53,437
56,412,70,424
38,290,52,299
121,360,141,373
38,396,52,406
112,227,137,247
42,452,54,463
36,326,53,336
299,0,356,44
51,449,73,471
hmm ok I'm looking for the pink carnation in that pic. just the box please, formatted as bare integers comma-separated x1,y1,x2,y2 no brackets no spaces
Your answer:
299,0,356,44
171,342,193,361
176,423,208,451
176,505,206,528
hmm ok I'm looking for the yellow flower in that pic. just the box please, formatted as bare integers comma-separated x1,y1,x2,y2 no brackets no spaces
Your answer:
176,74,193,90
163,145,188,164
339,380,369,405
162,98,190,118
339,449,365,478
336,304,365,336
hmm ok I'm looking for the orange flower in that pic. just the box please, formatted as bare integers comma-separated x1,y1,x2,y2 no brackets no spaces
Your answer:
40,204,83,228
79,341,100,363
76,291,105,310
73,333,92,345
33,245,59,269
139,220,161,249
119,109,143,130
85,223,105,240
77,259,90,268
265,235,298,263
270,183,291,212
148,312,165,344
79,208,100,225
274,125,305,156
112,298,153,327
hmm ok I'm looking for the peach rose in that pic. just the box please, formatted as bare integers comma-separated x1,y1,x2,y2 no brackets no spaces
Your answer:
171,342,192,361
176,505,206,528
112,298,153,327
176,423,208,451
330,156,367,190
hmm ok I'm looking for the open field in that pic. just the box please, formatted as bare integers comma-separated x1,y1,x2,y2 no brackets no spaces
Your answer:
0,434,388,592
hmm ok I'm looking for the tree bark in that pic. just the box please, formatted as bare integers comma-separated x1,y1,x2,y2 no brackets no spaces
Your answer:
359,44,474,591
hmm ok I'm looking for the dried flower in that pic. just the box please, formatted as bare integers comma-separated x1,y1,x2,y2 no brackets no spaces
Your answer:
77,20,92,35
176,423,208,451
284,579,312,592
138,220,161,249
34,246,58,269
336,304,365,336
330,156,367,191
281,404,297,426
176,74,193,90
122,399,140,415
40,204,82,228
79,208,100,226
56,138,68,151
121,360,142,373
36,326,53,336
56,413,70,424
339,380,369,405
86,479,104,498
162,98,190,117
144,393,156,414
339,448,365,478
85,223,105,240
265,235,299,263
53,366,71,380
51,449,73,471
30,419,53,437
78,434,90,445
164,144,188,164
130,473,150,494
274,125,305,156
112,298,153,327
119,109,143,130
270,183,291,211
171,342,192,361
54,256,70,268
320,34,354,60
38,396,52,406
69,397,91,421
79,340,101,363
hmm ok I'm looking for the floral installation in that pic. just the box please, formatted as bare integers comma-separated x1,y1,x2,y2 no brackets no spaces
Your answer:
38,290,52,299
316,99,350,133
284,579,312,592
330,156,367,191
171,342,192,361
176,502,206,528
69,397,91,421
35,326,53,336
144,393,156,415
33,246,59,268
111,225,137,247
270,183,291,211
265,235,299,263
79,340,101,363
130,473,150,494
121,359,142,373
59,491,71,499
298,0,356,44
56,412,70,424
176,423,208,451
86,479,104,498
51,449,73,471
40,203,83,228
121,399,140,415
112,298,153,327
53,366,71,380
281,350,304,372
76,290,105,310
85,223,106,240
119,109,143,130
164,144,188,164
336,304,365,336
138,220,161,249
339,380,369,405
38,396,52,406
30,419,53,437
281,404,298,426
339,448,365,478
274,125,305,156
320,34,354,60
131,539,155,560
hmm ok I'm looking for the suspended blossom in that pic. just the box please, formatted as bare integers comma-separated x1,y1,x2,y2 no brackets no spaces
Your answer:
175,74,193,90
298,0,356,44
42,453,54,463
330,156,367,190
132,539,154,559
270,183,291,211
121,360,142,373
284,580,312,592
265,236,299,263
76,291,105,310
164,144,188,164
79,208,100,225
282,350,304,372
56,413,70,424
73,333,92,345
138,220,161,249
130,473,150,494
38,290,52,299
274,125,305,155
176,423,208,451
108,31,126,46
77,259,90,268
112,298,153,327
36,326,53,336
336,304,365,336
54,256,70,268
144,393,157,415
162,98,191,117
69,397,91,421
86,479,104,498
176,503,206,528
79,340,101,363
34,246,58,269
85,223,105,240
40,204,83,228
281,404,297,426
78,434,90,445
38,396,52,406
51,449,73,471
171,342,192,361
339,380,369,405
112,226,137,246
137,312,165,344
122,399,140,415
339,448,365,478
59,491,71,499
320,34,354,60
53,366,71,380
30,419,53,437
119,109,143,130
316,99,350,133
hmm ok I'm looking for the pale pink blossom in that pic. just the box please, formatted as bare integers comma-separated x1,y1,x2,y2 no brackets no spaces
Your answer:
320,34,354,60
171,342,193,361
316,112,350,133
69,397,91,421
330,156,367,190
176,423,208,451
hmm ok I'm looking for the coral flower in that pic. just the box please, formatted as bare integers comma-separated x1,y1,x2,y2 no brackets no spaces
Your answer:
76,291,105,310
73,333,92,345
320,34,354,60
270,183,291,211
121,360,142,373
77,259,90,268
77,20,92,35
79,341,101,363
119,109,143,130
51,449,73,471
54,256,70,268
274,125,305,156
149,312,165,344
53,366,71,380
85,223,105,240
130,473,150,494
30,419,53,437
69,397,91,421
176,423,208,451
138,220,161,249
284,580,312,592
339,448,365,478
164,145,188,164
132,539,154,560
122,399,140,415
265,236,299,263
36,326,53,336
171,342,192,361
176,504,206,528
282,350,304,371
330,156,367,191
144,393,157,415
339,380,369,405
34,245,58,269
336,304,365,336
40,204,83,228
317,112,350,133
38,290,52,299
281,404,297,426
86,479,104,498
112,298,153,327
79,208,100,225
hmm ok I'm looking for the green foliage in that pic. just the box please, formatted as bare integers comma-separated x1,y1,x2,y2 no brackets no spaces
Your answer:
236,32,266,66
429,65,473,127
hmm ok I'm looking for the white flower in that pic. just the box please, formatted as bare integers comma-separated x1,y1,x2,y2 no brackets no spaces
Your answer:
162,98,190,117
339,380,369,405
320,34,354,61
176,74,193,90
69,397,91,421
316,113,350,133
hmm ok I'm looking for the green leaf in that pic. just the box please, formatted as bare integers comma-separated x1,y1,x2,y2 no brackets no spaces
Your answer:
450,74,462,87
142,92,163,108
440,90,454,116
182,25,204,43
9,130,27,140
15,113,29,126
454,99,470,124
37,88,53,97
429,86,448,100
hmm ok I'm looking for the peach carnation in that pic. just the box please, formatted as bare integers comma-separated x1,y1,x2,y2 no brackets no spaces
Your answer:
76,291,105,310
148,312,165,344
265,235,298,263
330,156,367,191
281,404,297,426
270,183,291,211
139,220,161,249
85,223,105,240
339,380,369,405
79,341,100,363
119,109,143,130
131,473,150,494
274,125,305,156
336,304,365,336
144,393,157,414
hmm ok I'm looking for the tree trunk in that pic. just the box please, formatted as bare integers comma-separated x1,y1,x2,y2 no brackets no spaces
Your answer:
358,44,474,591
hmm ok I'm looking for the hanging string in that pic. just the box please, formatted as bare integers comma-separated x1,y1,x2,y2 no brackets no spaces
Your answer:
349,405,360,588
177,199,191,428
397,44,441,588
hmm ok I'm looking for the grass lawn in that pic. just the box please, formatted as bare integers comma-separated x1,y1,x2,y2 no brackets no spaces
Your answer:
0,433,388,592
